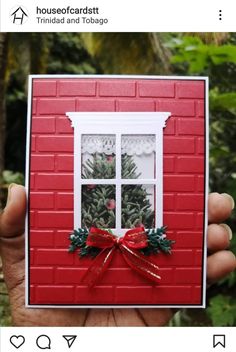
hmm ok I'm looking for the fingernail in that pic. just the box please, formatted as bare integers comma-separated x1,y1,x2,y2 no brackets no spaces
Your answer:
221,193,235,210
6,183,17,206
220,223,233,240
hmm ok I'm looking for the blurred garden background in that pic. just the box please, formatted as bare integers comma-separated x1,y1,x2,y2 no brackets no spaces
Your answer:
0,32,236,326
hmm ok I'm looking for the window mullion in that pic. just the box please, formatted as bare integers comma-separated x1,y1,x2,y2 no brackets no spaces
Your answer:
75,132,81,229
116,133,122,234
80,179,157,185
156,130,163,227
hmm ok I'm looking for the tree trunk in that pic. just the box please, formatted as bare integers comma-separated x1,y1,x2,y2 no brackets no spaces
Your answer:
148,33,171,74
0,33,9,208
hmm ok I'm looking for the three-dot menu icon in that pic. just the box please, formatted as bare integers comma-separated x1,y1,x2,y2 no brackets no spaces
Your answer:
219,10,222,21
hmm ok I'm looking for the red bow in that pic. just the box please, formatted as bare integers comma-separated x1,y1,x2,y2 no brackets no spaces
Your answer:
82,227,161,288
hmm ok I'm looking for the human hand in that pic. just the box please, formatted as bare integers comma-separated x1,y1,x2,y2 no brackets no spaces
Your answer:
0,185,235,326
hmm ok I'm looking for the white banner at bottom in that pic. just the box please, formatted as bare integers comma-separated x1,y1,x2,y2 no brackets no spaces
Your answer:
0,327,235,352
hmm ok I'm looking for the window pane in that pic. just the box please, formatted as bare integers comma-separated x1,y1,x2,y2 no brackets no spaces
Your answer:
82,134,116,179
82,184,116,228
121,184,155,229
121,135,156,179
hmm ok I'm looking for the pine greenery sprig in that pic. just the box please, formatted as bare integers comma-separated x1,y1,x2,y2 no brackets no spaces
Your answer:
68,227,174,258
69,228,101,258
140,226,175,256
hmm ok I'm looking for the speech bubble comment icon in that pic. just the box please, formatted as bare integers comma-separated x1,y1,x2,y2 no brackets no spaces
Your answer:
213,334,226,348
36,335,51,350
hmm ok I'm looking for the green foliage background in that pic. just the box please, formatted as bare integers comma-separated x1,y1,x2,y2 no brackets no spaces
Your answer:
0,32,236,326
167,34,236,326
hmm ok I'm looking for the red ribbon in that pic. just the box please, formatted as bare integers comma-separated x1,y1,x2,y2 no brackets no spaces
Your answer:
82,227,161,288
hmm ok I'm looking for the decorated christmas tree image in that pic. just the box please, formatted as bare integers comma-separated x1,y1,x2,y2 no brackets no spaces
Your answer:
81,152,154,228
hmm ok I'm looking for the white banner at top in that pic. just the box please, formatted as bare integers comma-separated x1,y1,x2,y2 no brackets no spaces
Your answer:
0,0,236,32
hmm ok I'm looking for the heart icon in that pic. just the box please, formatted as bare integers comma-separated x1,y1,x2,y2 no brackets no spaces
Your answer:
10,335,25,349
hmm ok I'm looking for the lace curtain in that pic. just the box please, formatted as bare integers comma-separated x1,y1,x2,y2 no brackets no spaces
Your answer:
82,135,155,156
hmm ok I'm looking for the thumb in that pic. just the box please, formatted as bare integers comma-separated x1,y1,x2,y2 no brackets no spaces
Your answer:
0,184,26,238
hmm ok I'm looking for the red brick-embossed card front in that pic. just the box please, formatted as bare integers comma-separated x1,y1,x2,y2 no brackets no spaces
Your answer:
26,75,208,307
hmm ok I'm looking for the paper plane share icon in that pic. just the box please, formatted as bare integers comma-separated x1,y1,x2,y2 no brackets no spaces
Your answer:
63,335,77,348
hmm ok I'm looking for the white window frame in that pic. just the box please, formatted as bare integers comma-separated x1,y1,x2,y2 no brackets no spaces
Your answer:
67,112,170,236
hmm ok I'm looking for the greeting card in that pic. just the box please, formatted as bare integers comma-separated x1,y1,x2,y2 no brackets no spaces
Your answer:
26,75,208,307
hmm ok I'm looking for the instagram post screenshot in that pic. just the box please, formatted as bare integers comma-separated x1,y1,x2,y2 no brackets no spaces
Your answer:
0,0,236,351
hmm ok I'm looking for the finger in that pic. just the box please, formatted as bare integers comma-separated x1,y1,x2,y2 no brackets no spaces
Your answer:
207,250,236,283
136,308,174,326
207,223,232,252
112,309,146,326
0,184,26,238
84,309,117,326
208,193,234,223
